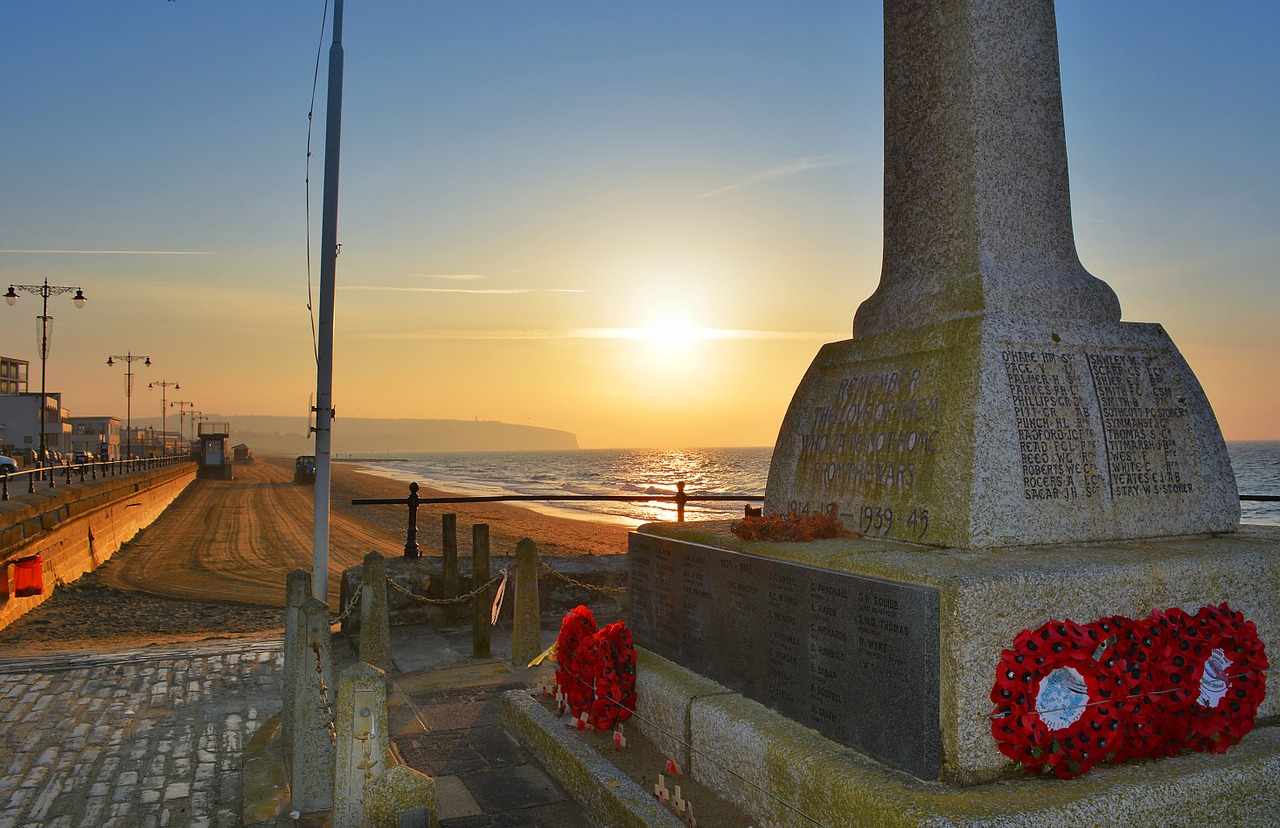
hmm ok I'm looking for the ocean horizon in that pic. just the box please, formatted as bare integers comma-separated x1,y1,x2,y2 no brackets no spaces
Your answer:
346,440,1280,529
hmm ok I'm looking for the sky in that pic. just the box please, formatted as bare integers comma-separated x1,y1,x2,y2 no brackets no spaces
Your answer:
2,1,1277,449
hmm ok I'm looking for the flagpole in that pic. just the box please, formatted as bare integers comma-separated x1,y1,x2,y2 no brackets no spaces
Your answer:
313,0,344,602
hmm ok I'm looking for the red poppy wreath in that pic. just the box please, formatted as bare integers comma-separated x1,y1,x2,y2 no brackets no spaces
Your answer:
554,606,638,731
992,603,1269,778
990,618,1131,779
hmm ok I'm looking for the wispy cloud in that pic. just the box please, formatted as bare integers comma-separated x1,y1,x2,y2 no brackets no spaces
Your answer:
700,153,853,198
0,249,213,255
353,327,837,341
339,285,584,295
410,273,488,281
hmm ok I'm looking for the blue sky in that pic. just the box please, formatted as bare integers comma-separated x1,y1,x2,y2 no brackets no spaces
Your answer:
2,2,1276,447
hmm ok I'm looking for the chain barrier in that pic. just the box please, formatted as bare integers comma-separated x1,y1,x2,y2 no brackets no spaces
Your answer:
385,574,503,606
312,642,336,744
538,559,628,595
332,582,363,625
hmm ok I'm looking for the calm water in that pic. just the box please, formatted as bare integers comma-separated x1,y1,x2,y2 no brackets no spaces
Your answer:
352,441,1280,528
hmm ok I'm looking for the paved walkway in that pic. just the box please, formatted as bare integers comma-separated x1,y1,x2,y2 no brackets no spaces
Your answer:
0,638,283,828
0,626,595,827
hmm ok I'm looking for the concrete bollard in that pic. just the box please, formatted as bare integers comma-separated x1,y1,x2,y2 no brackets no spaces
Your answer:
511,538,542,668
291,597,336,814
442,513,459,625
360,551,393,685
364,764,439,828
472,524,491,659
283,569,312,743
333,662,390,828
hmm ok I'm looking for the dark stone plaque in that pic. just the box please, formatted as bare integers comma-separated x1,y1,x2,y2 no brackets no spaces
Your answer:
629,532,941,779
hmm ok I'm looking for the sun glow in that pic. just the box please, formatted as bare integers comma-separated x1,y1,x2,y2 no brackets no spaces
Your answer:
641,315,699,352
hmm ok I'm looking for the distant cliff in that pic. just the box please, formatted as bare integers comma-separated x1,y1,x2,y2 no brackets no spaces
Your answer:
135,415,579,455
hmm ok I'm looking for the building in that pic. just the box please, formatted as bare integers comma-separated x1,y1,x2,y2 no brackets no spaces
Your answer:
67,416,123,460
0,355,29,395
0,392,68,461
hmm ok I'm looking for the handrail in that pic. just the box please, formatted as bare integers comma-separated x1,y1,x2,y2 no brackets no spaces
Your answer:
352,480,762,523
1,454,193,501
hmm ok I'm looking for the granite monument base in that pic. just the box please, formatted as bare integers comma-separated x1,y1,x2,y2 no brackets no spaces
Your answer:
634,649,1280,828
765,315,1238,548
630,522,1280,785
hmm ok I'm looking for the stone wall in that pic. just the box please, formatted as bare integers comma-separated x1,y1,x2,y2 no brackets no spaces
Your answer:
0,464,196,630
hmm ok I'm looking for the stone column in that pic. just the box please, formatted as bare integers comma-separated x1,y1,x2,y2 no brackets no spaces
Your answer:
765,0,1237,548
510,538,542,668
333,662,390,828
360,550,393,684
282,569,312,743
854,0,1120,339
290,597,336,814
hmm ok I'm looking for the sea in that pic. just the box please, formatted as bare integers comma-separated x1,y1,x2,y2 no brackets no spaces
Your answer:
348,441,1280,529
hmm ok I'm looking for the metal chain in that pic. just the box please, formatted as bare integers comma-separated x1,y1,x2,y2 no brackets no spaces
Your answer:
538,559,628,594
332,582,363,625
312,642,336,744
385,574,503,606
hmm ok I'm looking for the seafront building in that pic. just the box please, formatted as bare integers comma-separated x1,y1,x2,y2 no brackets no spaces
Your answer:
0,391,69,463
0,355,28,396
67,415,123,460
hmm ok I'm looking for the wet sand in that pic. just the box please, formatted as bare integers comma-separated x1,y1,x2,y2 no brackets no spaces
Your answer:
0,456,630,655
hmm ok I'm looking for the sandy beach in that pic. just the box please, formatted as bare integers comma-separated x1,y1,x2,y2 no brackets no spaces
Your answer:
0,456,630,656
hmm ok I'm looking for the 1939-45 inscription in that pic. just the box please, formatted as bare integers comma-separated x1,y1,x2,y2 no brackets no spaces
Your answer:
628,532,941,779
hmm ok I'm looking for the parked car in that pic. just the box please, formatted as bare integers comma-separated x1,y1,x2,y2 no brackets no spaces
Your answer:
72,451,95,464
0,456,18,475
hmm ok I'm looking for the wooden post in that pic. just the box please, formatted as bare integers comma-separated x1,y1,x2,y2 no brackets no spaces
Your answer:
472,524,491,658
511,538,542,668
442,513,458,625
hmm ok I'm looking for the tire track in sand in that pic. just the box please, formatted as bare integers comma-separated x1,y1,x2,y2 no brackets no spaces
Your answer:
98,459,402,608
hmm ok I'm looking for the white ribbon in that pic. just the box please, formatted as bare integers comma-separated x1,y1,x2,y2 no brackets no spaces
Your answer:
491,568,508,625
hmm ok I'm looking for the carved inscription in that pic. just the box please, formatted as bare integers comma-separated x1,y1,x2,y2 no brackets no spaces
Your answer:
1001,350,1102,501
1086,353,1194,498
628,533,941,779
791,364,942,539
1003,347,1196,502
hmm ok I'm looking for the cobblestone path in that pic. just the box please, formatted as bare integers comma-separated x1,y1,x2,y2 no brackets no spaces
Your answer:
0,638,283,828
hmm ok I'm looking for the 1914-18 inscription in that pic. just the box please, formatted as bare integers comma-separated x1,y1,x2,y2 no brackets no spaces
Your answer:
629,532,941,779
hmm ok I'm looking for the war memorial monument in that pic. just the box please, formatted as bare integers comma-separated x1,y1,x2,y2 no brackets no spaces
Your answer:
627,1,1279,824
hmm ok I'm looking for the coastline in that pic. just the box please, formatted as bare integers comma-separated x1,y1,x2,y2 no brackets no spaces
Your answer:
0,456,632,656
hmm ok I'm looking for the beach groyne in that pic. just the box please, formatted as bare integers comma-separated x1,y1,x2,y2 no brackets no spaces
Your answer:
0,463,196,631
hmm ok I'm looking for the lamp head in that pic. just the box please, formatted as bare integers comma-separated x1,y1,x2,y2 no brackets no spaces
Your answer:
106,356,115,367
174,382,180,390
144,357,151,367
72,288,86,308
4,286,16,306
148,382,154,389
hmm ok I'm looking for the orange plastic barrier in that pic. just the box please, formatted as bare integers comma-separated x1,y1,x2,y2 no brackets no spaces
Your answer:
13,555,43,597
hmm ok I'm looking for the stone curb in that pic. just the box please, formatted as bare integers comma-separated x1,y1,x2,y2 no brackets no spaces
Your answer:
500,689,684,828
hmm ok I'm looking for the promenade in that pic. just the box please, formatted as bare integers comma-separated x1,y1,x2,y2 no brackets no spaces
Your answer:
0,459,609,826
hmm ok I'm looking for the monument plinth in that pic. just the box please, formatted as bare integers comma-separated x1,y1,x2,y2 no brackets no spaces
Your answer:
624,1,1279,824
765,0,1236,546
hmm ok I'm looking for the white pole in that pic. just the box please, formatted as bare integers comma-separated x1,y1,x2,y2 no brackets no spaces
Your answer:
312,0,345,603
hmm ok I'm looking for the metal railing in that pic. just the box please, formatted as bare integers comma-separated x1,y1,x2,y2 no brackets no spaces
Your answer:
1,453,193,501
351,480,764,558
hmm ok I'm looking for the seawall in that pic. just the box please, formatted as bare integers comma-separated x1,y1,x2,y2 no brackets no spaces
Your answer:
0,463,196,631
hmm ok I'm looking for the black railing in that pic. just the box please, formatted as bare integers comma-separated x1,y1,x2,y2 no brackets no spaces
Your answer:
352,481,1279,559
1,454,193,501
352,480,764,558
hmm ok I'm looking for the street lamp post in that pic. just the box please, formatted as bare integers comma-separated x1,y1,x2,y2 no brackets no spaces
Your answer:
5,278,87,469
170,399,194,453
149,380,179,457
106,353,150,459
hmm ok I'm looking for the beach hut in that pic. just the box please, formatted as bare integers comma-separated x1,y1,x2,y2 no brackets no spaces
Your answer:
197,422,233,480
232,443,253,464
